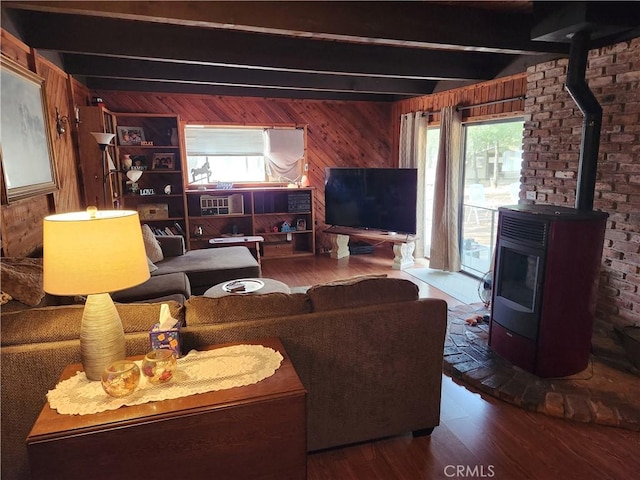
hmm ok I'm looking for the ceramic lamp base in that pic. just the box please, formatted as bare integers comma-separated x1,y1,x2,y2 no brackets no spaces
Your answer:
80,293,126,380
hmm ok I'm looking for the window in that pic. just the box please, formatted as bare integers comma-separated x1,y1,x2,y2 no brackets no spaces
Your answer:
184,127,266,184
461,118,524,276
184,125,306,185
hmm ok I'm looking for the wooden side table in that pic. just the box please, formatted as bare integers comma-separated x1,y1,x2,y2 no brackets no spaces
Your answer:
27,338,306,480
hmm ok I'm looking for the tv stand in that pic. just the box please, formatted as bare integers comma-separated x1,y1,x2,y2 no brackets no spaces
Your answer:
324,226,417,270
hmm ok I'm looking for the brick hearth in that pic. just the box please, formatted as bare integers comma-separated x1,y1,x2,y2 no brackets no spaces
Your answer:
444,303,640,431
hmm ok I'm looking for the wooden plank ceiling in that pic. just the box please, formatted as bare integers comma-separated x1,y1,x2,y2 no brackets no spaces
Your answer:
3,1,640,101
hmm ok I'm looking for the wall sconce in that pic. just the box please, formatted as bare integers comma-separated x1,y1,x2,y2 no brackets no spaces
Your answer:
55,106,81,137
55,107,70,137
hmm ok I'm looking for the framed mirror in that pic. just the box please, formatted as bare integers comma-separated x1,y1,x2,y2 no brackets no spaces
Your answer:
1,56,58,203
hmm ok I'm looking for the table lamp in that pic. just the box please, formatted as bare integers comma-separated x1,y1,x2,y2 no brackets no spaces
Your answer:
43,208,150,380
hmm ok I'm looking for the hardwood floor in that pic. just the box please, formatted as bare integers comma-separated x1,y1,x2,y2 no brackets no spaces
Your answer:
261,248,640,480
261,245,464,308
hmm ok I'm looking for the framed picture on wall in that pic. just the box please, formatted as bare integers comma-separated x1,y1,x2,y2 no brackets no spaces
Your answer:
0,56,58,203
152,153,175,170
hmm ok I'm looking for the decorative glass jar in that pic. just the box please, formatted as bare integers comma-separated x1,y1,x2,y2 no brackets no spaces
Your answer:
101,360,140,397
142,349,177,385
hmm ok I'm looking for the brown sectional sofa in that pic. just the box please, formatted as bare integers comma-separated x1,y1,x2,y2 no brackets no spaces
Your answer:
151,236,261,296
113,236,261,301
1,276,448,480
0,238,261,309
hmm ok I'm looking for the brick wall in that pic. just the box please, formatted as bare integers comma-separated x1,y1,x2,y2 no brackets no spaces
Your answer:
523,37,640,329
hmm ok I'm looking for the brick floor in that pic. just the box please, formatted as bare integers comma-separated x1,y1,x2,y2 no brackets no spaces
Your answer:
444,303,640,431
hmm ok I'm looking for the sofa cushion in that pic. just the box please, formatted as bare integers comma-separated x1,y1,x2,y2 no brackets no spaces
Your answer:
1,301,184,346
156,235,186,257
141,224,164,263
185,293,311,326
307,275,419,312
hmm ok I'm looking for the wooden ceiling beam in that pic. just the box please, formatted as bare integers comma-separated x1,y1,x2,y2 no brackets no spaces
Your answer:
85,77,410,102
4,0,568,55
64,55,437,96
18,10,512,81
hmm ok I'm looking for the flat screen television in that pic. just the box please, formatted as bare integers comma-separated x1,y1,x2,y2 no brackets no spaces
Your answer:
324,167,417,234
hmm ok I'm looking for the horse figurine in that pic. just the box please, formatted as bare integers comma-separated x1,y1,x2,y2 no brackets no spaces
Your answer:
191,159,212,183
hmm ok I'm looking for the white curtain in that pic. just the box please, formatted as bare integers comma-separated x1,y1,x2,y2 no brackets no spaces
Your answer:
429,106,462,272
399,111,428,258
264,128,304,182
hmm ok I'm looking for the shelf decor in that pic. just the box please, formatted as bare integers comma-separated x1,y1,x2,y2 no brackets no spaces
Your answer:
186,187,315,257
200,194,244,216
152,153,175,170
130,155,148,170
117,126,145,145
138,204,169,220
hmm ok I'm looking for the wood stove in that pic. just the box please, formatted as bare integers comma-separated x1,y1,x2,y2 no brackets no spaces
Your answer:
488,27,615,377
489,205,607,377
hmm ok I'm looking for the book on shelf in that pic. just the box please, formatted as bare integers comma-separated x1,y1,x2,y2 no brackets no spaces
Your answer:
174,222,186,235
150,226,175,236
148,224,188,237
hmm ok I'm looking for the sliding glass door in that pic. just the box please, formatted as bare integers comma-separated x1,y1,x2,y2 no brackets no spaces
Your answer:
460,118,524,276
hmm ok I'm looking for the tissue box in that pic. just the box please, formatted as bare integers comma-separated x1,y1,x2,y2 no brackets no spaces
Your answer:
149,320,183,357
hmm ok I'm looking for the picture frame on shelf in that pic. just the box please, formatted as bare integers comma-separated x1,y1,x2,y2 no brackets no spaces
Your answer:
129,155,148,170
117,126,145,145
152,153,175,170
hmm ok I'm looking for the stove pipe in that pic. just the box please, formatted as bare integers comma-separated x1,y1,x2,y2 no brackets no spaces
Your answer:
565,30,603,211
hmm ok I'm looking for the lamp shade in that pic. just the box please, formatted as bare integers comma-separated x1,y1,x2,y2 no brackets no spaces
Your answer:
90,132,116,146
43,210,150,296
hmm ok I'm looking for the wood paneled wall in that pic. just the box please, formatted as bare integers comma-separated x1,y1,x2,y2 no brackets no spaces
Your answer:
1,22,529,257
0,30,83,257
92,91,394,250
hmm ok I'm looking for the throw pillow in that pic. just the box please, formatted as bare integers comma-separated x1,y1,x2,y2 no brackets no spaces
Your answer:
0,257,46,306
147,256,158,273
0,291,13,305
141,224,164,263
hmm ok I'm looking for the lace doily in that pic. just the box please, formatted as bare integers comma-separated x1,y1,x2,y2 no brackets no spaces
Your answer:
47,344,284,415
